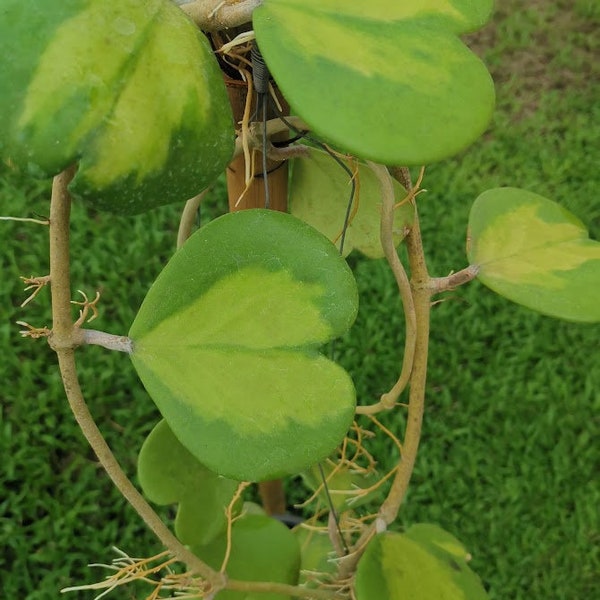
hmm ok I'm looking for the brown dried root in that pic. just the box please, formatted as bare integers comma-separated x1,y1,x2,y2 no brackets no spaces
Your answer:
213,30,306,206
20,274,51,307
295,423,377,511
220,481,252,573
292,422,392,568
71,289,101,326
16,321,51,339
60,548,212,599
394,165,427,209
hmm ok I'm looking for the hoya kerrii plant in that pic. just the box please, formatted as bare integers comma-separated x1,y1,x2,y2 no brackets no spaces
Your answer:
1,0,599,599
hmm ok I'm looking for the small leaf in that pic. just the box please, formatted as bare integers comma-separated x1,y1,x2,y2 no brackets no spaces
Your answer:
254,0,495,164
289,148,413,257
0,0,234,213
355,531,488,600
130,209,358,481
137,419,239,547
405,523,472,561
293,525,336,587
468,187,600,322
191,514,301,600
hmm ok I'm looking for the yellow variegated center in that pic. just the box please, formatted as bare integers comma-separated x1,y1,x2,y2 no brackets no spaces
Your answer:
132,267,352,435
267,3,458,86
19,0,163,144
135,349,352,435
139,267,331,349
19,0,213,185
476,203,600,287
269,0,468,26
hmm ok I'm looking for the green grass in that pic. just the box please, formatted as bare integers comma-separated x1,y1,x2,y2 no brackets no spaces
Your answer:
1,1,599,598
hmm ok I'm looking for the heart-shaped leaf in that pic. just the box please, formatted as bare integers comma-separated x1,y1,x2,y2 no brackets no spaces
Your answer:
468,188,600,322
137,419,240,547
253,0,495,164
191,514,301,600
355,531,488,600
289,148,413,257
0,0,234,213
129,209,358,481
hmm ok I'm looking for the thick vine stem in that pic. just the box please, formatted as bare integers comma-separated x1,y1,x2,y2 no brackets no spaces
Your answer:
47,168,225,589
337,166,432,580
48,166,78,349
180,0,261,31
377,166,431,525
355,163,417,416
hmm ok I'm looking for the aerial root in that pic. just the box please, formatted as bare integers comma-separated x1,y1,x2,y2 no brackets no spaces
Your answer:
16,320,51,339
60,547,215,600
20,274,51,307
394,165,427,209
72,289,101,325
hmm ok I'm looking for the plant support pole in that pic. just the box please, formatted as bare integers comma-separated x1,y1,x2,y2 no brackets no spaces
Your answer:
47,168,225,589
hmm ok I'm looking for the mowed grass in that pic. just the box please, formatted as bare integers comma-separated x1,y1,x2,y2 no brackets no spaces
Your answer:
1,1,598,598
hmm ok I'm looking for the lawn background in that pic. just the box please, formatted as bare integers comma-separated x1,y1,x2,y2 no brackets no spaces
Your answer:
1,1,598,598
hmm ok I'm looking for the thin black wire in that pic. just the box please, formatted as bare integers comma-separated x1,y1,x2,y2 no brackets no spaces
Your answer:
318,462,350,555
267,106,356,256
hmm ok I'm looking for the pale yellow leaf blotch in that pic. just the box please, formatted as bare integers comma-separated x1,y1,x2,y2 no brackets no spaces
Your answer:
132,267,349,435
475,203,600,288
19,0,214,185
134,349,352,435
19,0,163,152
84,5,213,185
267,3,457,87
274,0,474,28
137,267,331,349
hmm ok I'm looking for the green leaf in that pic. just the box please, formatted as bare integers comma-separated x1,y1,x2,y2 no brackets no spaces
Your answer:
355,531,488,600
289,148,413,257
241,501,267,517
0,0,234,213
468,188,600,322
405,523,473,561
130,209,358,481
253,0,495,164
137,419,239,547
191,514,301,600
293,525,336,587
